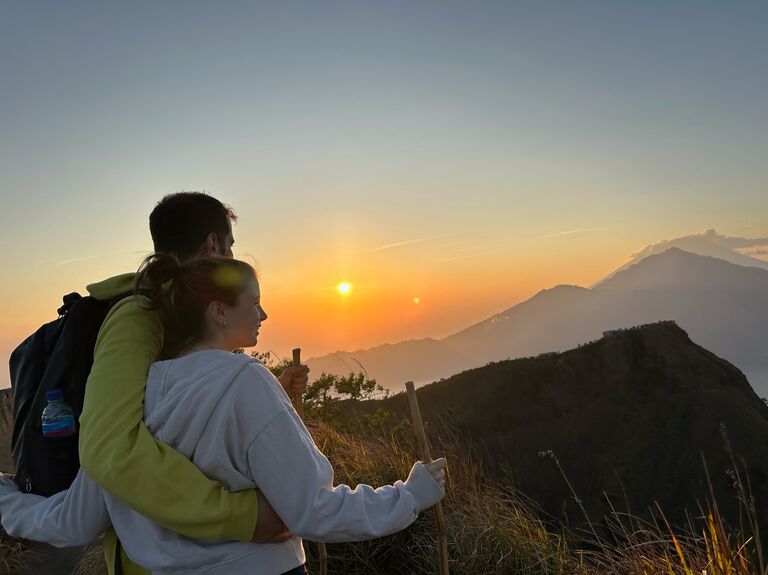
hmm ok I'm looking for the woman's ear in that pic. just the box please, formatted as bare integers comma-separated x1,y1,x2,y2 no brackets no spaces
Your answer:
207,300,228,328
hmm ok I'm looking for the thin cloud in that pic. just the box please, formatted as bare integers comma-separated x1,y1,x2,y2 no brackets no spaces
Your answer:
630,230,768,259
58,255,98,267
435,245,486,264
452,245,484,254
735,245,768,258
539,228,604,239
370,234,450,252
437,255,472,263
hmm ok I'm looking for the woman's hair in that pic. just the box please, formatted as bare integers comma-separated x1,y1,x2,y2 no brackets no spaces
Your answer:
135,253,257,359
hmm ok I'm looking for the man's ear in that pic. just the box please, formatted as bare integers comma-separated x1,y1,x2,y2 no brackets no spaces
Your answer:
203,232,220,256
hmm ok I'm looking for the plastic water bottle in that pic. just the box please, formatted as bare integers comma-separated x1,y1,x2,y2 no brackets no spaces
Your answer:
41,389,77,438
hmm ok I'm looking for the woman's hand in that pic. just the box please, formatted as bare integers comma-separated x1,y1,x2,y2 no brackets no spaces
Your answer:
424,458,447,490
403,458,448,512
278,364,310,398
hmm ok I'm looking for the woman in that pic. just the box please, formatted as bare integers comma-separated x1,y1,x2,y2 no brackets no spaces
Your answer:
0,254,447,574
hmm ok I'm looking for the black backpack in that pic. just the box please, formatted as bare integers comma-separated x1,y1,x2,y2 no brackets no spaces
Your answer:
9,291,131,496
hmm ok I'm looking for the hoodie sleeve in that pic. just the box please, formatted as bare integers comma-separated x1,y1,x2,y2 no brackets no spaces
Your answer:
242,373,444,543
77,297,259,542
0,471,109,547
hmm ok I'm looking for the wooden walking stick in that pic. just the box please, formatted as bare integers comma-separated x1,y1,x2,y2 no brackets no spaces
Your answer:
405,381,449,575
292,348,328,575
291,348,306,417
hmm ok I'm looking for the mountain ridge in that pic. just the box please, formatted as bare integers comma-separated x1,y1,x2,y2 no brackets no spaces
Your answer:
307,247,768,394
595,228,768,286
369,320,768,530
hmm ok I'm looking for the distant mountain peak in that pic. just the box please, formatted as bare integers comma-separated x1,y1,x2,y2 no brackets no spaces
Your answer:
595,230,768,287
595,246,768,294
629,229,768,259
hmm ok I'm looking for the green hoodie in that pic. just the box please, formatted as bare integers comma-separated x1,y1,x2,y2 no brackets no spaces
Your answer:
79,274,259,575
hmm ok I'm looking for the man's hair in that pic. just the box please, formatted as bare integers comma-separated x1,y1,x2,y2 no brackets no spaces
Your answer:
149,192,237,260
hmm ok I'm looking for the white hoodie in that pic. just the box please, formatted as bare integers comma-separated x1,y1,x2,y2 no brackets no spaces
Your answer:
0,350,444,574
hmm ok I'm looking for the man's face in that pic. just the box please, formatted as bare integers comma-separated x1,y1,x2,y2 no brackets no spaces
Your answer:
220,223,235,258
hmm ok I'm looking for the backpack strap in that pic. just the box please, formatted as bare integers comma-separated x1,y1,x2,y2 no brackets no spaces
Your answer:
56,288,140,317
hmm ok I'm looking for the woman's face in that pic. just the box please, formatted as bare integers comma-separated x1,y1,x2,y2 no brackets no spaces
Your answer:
224,279,268,349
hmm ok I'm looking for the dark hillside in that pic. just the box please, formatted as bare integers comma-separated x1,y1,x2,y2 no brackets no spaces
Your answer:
375,322,768,529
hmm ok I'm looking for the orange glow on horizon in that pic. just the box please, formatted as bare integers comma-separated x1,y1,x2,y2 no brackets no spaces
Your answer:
0,233,643,389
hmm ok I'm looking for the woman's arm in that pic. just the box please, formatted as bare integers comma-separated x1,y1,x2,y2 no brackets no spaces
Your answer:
246,408,444,543
0,470,110,547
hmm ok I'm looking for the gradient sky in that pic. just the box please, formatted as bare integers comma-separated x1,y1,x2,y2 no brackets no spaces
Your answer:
1,1,767,387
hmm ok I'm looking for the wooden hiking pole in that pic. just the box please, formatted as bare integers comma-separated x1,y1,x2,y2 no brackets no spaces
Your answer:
291,348,305,417
292,348,328,575
405,381,449,575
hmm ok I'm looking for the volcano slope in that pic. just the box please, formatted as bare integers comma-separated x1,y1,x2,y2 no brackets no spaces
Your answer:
375,321,768,531
309,249,768,396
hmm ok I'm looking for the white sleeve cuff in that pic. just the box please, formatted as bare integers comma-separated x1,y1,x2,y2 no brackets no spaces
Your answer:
403,462,444,513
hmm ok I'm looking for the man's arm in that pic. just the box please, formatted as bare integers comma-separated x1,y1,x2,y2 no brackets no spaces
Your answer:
78,298,259,541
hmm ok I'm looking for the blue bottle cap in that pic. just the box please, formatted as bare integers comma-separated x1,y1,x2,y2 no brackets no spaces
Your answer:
45,389,64,402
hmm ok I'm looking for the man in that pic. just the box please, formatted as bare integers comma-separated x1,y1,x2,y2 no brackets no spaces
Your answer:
77,192,308,574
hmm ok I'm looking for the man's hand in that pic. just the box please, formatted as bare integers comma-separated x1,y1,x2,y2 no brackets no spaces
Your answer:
252,489,292,543
278,364,310,398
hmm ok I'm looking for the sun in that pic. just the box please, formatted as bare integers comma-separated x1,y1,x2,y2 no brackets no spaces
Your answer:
337,281,352,296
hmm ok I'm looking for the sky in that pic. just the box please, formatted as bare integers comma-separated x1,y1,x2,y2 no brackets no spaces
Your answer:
1,1,767,388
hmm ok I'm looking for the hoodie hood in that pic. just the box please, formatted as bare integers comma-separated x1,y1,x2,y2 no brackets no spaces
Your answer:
143,350,258,451
86,273,136,301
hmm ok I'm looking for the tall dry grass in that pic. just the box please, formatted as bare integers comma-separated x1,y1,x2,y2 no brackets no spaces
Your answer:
302,420,576,574
0,529,30,574
299,419,766,575
1,416,765,574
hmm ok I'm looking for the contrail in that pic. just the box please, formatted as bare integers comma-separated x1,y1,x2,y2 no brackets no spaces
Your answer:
437,255,471,263
58,255,98,267
539,228,604,239
370,234,450,252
